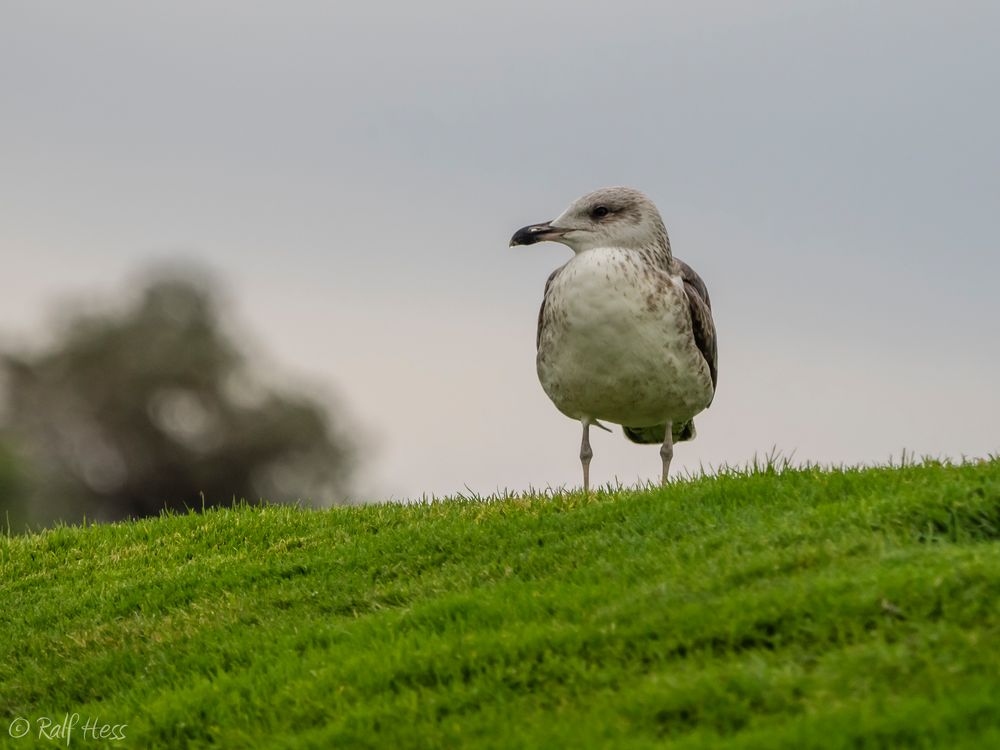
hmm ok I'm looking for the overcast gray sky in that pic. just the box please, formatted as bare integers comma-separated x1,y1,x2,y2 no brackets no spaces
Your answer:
2,1,998,501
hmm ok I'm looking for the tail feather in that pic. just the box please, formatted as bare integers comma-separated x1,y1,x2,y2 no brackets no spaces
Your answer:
623,420,697,444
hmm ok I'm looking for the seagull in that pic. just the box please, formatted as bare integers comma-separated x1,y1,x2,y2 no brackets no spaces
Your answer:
510,187,718,492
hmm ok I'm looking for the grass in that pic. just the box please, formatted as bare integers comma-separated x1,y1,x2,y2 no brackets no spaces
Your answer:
2,458,1000,749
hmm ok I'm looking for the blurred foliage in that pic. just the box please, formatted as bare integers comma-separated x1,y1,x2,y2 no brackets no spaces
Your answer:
0,273,356,526
0,440,27,531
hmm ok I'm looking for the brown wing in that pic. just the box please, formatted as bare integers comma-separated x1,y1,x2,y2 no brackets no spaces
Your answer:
536,265,564,349
675,258,718,400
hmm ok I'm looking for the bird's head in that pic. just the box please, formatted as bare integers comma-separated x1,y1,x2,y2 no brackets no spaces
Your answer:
509,186,669,254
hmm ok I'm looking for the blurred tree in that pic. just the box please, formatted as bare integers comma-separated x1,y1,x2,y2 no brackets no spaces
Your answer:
0,273,356,524
0,440,27,531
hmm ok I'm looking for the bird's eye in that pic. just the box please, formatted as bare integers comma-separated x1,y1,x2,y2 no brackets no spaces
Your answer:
592,205,610,218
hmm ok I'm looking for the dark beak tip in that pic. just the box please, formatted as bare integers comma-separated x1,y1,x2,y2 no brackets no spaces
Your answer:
510,221,554,248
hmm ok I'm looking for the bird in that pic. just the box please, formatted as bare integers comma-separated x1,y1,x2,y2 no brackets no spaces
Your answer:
510,187,718,493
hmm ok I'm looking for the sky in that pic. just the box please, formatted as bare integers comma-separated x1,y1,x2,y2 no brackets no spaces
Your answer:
2,1,998,501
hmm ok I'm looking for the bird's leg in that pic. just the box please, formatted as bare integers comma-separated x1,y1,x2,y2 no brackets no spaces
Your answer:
580,420,594,494
660,423,674,485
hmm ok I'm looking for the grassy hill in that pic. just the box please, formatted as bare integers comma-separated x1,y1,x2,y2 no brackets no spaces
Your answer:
2,459,999,749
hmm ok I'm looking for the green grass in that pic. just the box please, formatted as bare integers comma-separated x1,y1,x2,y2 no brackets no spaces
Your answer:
2,459,1000,749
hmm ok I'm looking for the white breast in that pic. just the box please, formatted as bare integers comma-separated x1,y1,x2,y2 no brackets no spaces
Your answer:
536,247,713,427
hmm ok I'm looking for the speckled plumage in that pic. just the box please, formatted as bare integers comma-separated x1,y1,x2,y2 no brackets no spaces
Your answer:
537,248,714,429
511,186,718,488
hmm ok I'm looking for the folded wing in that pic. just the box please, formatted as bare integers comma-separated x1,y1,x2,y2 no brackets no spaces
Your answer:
676,258,718,401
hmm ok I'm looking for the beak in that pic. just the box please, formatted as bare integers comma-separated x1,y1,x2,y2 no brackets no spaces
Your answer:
509,221,570,247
